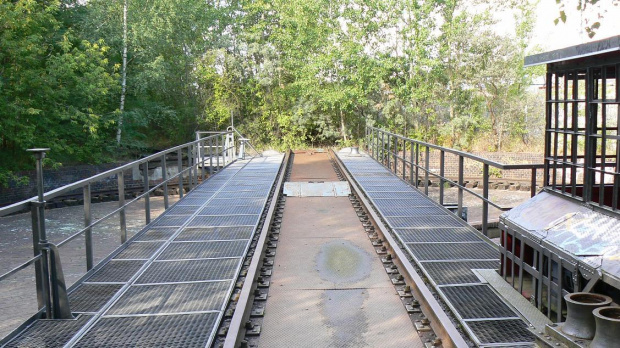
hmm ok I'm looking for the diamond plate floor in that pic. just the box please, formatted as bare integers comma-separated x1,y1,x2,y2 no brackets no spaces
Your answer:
3,155,283,348
337,150,536,347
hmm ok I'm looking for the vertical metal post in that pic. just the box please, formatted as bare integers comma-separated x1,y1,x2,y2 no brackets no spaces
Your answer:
458,156,464,218
482,164,489,236
161,154,169,210
401,139,406,180
531,168,537,198
381,131,385,165
415,143,419,188
83,184,93,270
424,147,430,196
439,150,445,206
143,162,151,224
409,140,414,185
216,135,220,170
177,148,184,199
187,145,194,191
118,171,127,243
393,136,398,174
387,133,391,169
27,148,50,314
200,140,205,180
209,137,214,175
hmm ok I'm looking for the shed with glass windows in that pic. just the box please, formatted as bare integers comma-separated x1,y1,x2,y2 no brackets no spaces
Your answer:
499,35,620,322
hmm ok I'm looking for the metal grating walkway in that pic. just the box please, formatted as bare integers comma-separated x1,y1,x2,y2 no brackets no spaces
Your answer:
337,151,536,347
4,155,283,348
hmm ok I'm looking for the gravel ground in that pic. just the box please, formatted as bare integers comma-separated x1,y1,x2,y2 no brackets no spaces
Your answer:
0,195,179,340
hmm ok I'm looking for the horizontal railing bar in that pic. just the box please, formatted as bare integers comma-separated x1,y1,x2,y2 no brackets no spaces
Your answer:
0,133,230,218
369,126,544,170
0,255,42,282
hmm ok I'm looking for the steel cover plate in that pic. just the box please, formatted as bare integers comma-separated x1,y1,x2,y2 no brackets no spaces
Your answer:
157,240,249,260
187,215,259,227
135,258,241,284
69,284,123,313
440,285,518,319
406,242,498,261
113,242,165,260
174,227,254,242
4,315,92,348
85,260,146,283
420,261,499,285
465,319,536,344
395,228,481,243
73,313,218,348
106,281,231,315
387,216,463,228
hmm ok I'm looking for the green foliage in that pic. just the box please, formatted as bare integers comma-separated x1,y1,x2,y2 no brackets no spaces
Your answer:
0,0,545,187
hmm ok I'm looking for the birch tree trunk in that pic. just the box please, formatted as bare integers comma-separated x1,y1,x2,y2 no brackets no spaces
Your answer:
116,0,128,144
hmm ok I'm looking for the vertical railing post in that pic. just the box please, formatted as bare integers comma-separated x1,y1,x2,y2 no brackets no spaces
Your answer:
177,148,184,199
118,171,127,243
200,140,205,180
409,140,414,185
161,154,169,210
387,133,391,169
401,139,406,180
482,164,489,236
187,145,194,191
424,146,430,196
415,143,419,188
83,184,93,270
143,161,151,224
27,148,50,315
216,134,220,171
439,150,445,206
458,156,464,219
393,136,398,174
209,137,214,175
193,142,199,185
531,168,537,198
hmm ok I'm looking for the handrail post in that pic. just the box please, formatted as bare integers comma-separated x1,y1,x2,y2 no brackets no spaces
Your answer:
393,136,398,174
439,150,445,206
415,143,419,188
161,154,169,210
209,137,214,175
401,139,405,180
482,164,489,236
200,140,205,180
387,133,391,169
118,171,127,243
458,156,464,219
143,161,151,224
409,140,414,185
424,146,430,196
83,184,93,270
177,148,184,199
531,168,537,197
216,134,220,170
187,145,194,191
27,148,50,315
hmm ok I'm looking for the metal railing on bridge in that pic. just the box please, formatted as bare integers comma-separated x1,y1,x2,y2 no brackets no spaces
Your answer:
365,126,544,236
0,128,257,332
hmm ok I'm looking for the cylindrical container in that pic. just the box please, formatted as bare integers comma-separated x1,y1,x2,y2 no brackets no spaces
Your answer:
562,292,612,339
590,306,620,348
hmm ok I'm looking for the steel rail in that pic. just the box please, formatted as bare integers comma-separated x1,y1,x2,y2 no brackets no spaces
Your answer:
0,255,42,282
331,149,469,348
223,150,290,348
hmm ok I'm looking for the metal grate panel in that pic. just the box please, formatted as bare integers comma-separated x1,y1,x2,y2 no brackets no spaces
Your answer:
420,261,499,285
86,260,146,283
215,190,267,199
367,191,425,199
387,216,464,228
440,285,518,319
406,242,498,261
395,228,482,243
106,281,231,315
162,205,199,215
175,227,254,242
188,215,259,227
176,197,210,206
381,207,448,217
4,315,92,348
208,198,265,206
74,313,218,348
150,215,188,227
465,319,536,344
113,242,165,260
135,227,178,241
157,240,249,260
371,198,436,208
135,258,241,284
198,205,264,215
69,284,123,313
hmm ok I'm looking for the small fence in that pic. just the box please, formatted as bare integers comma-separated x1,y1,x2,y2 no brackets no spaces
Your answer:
365,126,544,236
0,128,256,329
